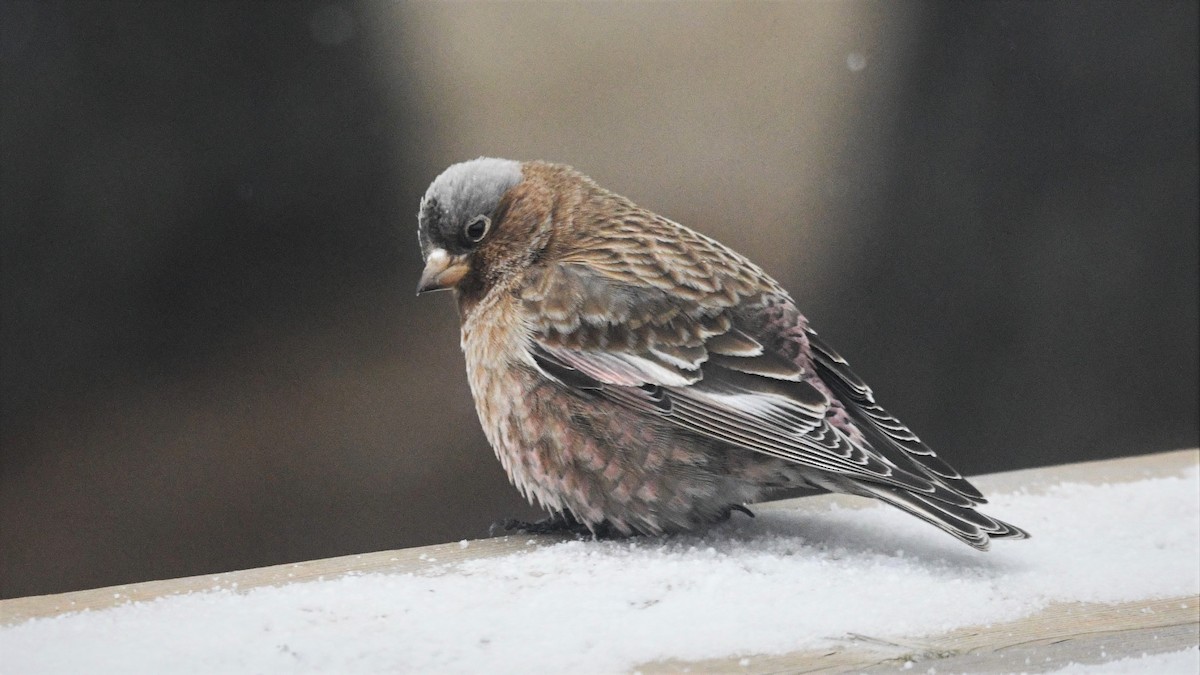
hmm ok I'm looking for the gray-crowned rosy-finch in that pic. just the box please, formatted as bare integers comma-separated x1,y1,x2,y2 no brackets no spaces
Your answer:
417,158,1027,550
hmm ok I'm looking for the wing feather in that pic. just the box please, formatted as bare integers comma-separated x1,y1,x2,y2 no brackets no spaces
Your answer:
530,340,948,497
519,216,1022,546
807,330,986,502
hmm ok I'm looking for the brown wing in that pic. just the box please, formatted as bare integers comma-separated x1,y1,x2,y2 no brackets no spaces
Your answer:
517,225,972,500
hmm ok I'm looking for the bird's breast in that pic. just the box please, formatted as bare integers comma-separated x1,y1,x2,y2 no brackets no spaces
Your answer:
458,294,537,450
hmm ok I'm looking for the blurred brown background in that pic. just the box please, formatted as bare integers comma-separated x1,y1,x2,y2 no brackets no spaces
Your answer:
1,1,1196,599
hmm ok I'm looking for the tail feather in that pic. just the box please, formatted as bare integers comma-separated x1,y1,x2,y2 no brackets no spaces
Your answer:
855,482,1030,551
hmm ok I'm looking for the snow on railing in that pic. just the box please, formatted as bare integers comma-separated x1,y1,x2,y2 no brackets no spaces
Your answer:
2,449,1197,673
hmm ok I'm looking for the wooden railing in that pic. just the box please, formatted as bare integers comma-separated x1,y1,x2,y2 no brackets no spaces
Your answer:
2,448,1197,672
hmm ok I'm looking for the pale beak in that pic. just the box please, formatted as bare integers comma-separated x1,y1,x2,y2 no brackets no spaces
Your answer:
416,249,470,295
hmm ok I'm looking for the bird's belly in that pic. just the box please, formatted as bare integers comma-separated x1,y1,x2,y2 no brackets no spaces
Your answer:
467,361,795,535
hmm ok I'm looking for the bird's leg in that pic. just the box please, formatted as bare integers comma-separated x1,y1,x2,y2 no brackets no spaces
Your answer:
716,503,756,522
489,510,593,537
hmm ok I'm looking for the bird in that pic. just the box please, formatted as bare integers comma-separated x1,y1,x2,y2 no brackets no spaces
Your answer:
416,157,1028,551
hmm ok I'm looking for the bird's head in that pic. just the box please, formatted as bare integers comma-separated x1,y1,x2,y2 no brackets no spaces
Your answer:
415,157,530,298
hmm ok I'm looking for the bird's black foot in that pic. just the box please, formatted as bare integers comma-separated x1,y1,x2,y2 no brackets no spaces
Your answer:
489,511,587,537
488,511,622,539
717,504,756,522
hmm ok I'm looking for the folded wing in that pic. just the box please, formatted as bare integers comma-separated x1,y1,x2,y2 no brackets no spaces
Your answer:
520,233,1027,549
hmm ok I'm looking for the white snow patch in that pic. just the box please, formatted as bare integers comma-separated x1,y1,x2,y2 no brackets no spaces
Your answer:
2,468,1197,673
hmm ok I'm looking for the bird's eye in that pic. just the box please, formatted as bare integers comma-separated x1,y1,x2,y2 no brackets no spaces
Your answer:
463,215,491,244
